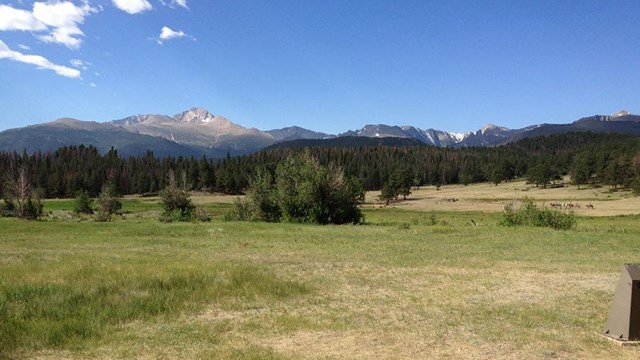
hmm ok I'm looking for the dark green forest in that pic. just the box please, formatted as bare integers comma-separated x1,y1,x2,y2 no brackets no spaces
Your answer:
1,132,640,199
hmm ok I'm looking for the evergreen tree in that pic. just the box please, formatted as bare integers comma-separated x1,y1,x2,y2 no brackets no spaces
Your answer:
571,153,592,189
73,189,94,214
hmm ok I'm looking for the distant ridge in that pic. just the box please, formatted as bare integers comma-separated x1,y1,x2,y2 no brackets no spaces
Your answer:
262,136,425,151
0,108,639,157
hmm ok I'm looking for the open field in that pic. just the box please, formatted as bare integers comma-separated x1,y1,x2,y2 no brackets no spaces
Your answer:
365,179,640,217
2,183,640,359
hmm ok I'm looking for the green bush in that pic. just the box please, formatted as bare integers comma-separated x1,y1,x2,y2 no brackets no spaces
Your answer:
501,197,575,230
226,153,364,225
159,172,195,222
0,199,15,217
22,191,44,220
73,190,94,215
224,197,257,222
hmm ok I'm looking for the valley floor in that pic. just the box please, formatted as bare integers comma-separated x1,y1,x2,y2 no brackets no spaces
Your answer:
1,183,640,359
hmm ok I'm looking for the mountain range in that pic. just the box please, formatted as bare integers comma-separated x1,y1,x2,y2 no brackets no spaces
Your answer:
0,108,639,157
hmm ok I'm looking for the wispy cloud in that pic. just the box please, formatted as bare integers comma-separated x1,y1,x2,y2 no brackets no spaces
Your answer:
70,58,91,70
112,0,152,14
0,1,99,49
157,26,194,44
173,0,188,9
158,0,189,9
0,40,81,78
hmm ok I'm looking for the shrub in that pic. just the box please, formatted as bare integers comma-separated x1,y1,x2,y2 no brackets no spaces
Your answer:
22,190,44,220
159,171,195,222
224,197,256,222
248,169,281,222
73,190,94,215
225,153,364,225
225,152,364,224
0,198,15,217
2,168,43,220
501,197,576,230
274,154,364,224
95,184,122,222
194,207,212,222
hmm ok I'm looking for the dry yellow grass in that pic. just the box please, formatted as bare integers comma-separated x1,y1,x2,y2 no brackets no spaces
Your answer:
365,179,640,216
6,185,640,359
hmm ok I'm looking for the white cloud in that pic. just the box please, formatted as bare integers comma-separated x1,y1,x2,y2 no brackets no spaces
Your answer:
89,82,96,87
0,4,46,31
69,58,90,70
33,1,98,49
158,0,188,9
0,40,81,78
159,26,184,40
18,43,30,50
112,0,152,14
0,2,98,49
173,0,188,9
157,25,193,44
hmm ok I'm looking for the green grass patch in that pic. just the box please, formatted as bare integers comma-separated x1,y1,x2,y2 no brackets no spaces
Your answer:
0,265,308,354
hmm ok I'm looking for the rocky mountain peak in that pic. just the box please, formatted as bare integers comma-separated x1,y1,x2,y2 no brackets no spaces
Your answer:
173,107,216,124
480,123,510,135
612,110,631,118
480,124,497,134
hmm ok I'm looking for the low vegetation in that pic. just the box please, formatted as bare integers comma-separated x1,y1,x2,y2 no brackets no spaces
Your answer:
73,189,94,215
159,171,210,223
1,168,43,220
501,197,576,230
94,184,122,222
227,152,364,224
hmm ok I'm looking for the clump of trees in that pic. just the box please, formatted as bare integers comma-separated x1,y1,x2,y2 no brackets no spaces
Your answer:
72,185,122,221
501,197,576,230
379,166,414,205
1,168,43,220
226,152,364,225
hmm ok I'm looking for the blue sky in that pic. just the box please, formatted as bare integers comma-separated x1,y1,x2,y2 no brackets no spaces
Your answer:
0,0,638,134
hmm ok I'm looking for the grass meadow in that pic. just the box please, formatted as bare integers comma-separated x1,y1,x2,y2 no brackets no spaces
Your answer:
2,185,640,359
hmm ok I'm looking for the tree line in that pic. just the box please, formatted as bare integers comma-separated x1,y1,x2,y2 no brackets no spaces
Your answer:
2,132,640,200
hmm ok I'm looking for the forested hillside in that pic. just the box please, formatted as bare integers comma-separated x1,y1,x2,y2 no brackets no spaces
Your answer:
1,132,639,199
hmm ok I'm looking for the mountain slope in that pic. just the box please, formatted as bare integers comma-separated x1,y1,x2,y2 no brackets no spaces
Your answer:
506,118,640,143
262,136,424,151
111,108,275,156
0,118,201,157
267,126,334,142
1,108,639,156
338,110,640,148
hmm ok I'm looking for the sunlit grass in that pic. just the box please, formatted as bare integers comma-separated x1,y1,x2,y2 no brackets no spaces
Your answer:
1,198,640,358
